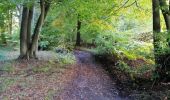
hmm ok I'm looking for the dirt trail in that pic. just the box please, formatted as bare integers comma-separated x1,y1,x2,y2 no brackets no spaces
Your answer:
56,50,129,100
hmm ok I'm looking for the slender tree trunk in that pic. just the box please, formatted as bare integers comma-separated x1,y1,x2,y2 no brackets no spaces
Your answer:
159,0,170,30
44,1,50,19
8,10,12,34
30,0,50,58
76,15,81,46
163,14,170,49
163,14,170,30
159,0,170,50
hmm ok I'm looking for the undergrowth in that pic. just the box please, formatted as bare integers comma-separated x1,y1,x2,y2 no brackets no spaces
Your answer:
94,30,155,80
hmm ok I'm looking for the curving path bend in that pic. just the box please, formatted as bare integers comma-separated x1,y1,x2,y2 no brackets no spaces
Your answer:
56,50,129,100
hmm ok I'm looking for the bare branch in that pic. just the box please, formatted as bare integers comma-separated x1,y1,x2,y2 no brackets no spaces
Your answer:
114,0,130,12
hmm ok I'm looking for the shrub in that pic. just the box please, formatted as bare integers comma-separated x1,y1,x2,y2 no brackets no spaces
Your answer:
56,51,76,65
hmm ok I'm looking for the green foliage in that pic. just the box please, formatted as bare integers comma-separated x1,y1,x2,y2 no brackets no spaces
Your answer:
41,6,76,50
153,31,170,55
40,0,118,50
117,60,155,80
117,61,131,72
95,32,115,54
94,30,154,61
39,40,50,50
0,31,19,47
0,0,163,81
10,31,20,45
56,52,76,65
0,33,8,44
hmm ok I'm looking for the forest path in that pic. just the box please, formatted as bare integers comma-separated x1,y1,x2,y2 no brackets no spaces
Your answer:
56,50,127,100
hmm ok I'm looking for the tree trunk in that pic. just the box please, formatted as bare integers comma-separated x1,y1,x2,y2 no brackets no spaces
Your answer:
19,6,29,58
163,14,170,30
159,0,170,49
8,10,12,34
152,0,170,81
76,15,81,46
152,0,162,80
162,14,170,48
26,5,34,59
30,0,47,58
152,0,161,64
159,0,170,30
44,0,51,19
158,0,170,81
19,0,50,59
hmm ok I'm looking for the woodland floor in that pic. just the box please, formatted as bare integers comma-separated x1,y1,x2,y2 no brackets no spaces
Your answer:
55,50,126,100
0,49,169,100
0,50,128,100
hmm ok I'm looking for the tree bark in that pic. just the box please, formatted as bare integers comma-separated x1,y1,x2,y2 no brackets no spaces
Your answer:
152,0,161,65
159,0,170,30
152,0,160,81
44,0,51,19
19,0,50,59
76,15,81,46
8,10,12,34
26,5,34,59
30,0,48,58
152,0,170,81
19,6,29,58
158,0,170,81
159,0,170,49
